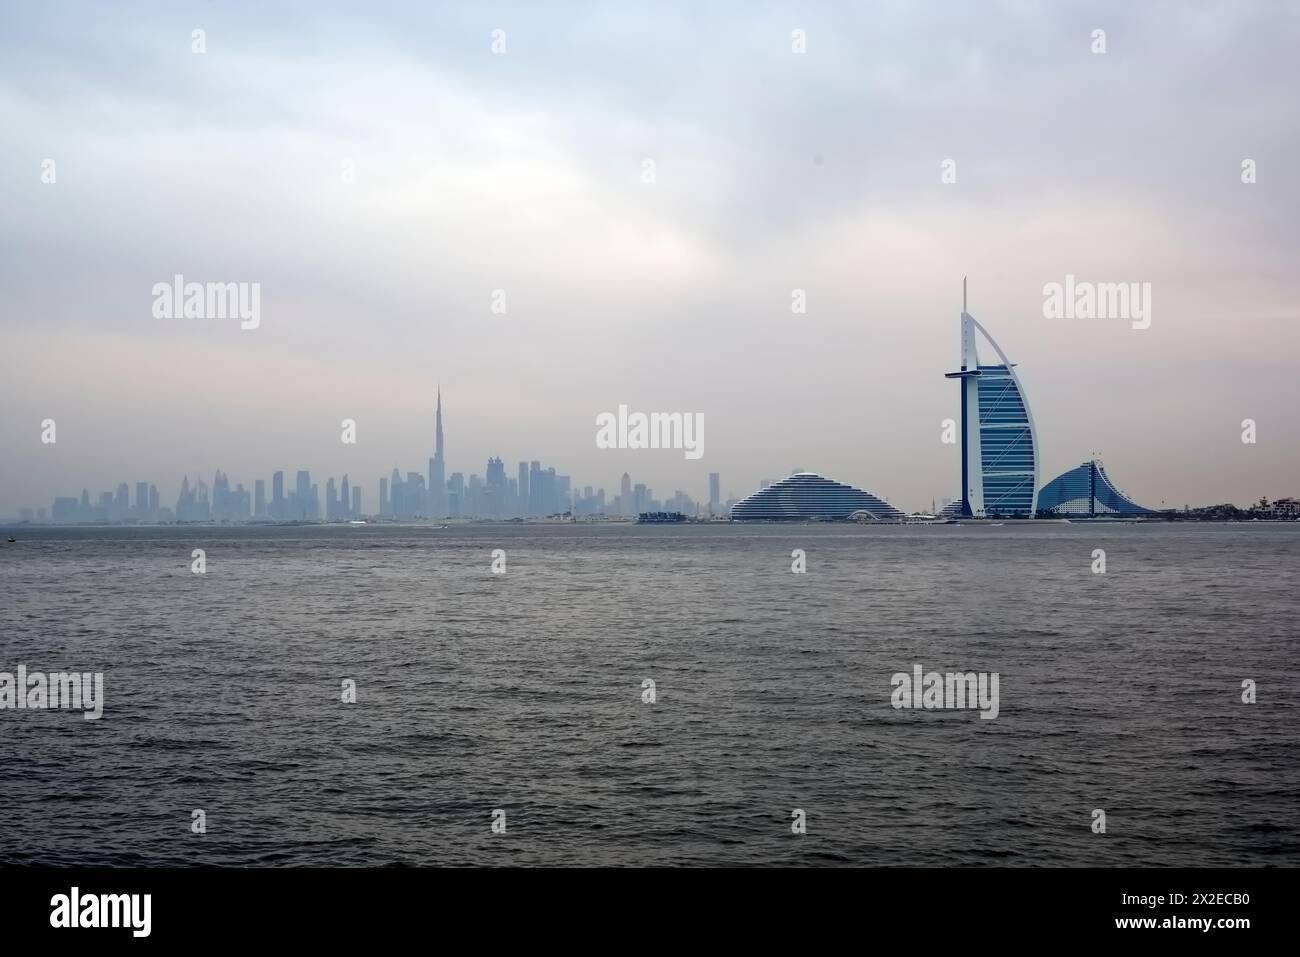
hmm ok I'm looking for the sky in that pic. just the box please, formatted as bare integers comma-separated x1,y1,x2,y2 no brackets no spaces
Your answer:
2,0,1298,515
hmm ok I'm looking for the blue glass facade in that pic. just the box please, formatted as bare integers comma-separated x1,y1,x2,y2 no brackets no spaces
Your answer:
976,364,1037,516
944,303,1040,518
730,473,904,521
1038,460,1155,516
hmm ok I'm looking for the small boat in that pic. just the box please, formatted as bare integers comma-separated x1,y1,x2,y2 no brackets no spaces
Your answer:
6,536,15,543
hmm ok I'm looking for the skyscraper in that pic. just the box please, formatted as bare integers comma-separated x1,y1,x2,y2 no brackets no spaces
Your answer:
406,472,426,518
176,475,211,522
429,386,447,517
295,471,312,520
272,471,284,519
517,462,529,517
943,280,1039,517
709,472,720,510
528,461,542,516
389,468,403,517
448,472,464,517
467,473,483,516
254,479,266,518
543,467,557,515
486,457,506,519
351,485,362,518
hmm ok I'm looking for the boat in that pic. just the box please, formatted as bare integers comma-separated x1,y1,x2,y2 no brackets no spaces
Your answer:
637,512,689,524
903,512,949,524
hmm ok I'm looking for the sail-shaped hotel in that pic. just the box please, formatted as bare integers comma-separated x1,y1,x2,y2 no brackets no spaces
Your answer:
943,282,1040,518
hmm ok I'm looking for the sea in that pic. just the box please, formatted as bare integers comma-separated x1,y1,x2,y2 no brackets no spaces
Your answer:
1,521,1296,866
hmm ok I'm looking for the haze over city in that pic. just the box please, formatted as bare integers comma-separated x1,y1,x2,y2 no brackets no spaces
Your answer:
3,1,1300,924
3,1,1298,516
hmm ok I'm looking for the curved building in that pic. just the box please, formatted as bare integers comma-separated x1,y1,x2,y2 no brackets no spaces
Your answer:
1038,460,1156,516
730,472,905,521
943,281,1040,517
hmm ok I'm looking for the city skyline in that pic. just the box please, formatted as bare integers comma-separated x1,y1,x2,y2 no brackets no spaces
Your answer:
3,3,1298,518
3,0,1298,906
8,332,1299,521
11,387,720,522
10,286,1298,521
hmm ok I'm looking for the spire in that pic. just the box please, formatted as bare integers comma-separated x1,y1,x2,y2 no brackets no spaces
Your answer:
962,275,967,313
435,384,444,460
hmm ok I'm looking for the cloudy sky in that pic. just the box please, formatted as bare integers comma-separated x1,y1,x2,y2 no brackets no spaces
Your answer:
2,0,1297,514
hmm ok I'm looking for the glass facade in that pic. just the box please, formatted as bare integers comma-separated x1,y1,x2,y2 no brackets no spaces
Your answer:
975,363,1037,516
1038,460,1155,516
730,473,904,521
944,306,1040,518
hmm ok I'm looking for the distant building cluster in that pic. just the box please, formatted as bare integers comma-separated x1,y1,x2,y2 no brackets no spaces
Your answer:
43,481,162,525
1180,497,1300,521
16,389,730,524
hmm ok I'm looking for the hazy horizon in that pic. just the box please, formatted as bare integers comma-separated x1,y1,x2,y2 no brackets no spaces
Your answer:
3,1,1298,515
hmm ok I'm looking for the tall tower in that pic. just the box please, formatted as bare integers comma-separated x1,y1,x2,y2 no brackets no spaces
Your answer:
429,385,447,517
943,279,1039,518
436,384,445,462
